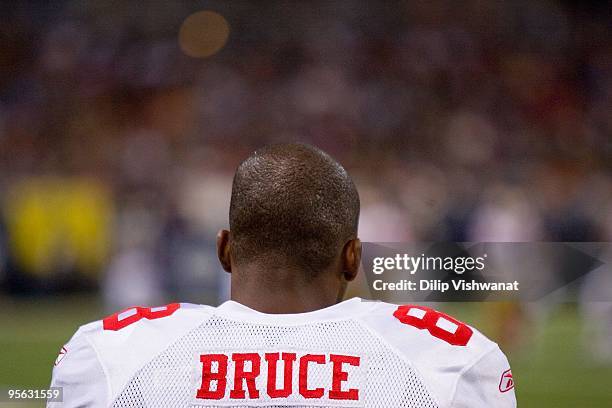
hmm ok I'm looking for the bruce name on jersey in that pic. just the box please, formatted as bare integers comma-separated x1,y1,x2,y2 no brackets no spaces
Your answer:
192,351,365,405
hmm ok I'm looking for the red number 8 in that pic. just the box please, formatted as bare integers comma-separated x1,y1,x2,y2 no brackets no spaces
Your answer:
103,303,180,331
393,305,473,346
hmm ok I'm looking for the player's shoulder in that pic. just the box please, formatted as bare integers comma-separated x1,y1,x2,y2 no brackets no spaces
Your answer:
356,300,512,407
70,302,215,362
62,302,215,400
357,300,498,358
75,302,215,341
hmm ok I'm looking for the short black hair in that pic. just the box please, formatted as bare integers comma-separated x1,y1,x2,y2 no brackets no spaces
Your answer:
229,143,360,276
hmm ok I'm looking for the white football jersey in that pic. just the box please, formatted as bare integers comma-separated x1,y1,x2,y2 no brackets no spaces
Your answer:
48,298,516,407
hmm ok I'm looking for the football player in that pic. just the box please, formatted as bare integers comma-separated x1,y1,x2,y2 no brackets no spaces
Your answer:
48,143,516,407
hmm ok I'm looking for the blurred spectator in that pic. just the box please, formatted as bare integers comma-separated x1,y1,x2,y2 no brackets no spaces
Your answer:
0,0,608,308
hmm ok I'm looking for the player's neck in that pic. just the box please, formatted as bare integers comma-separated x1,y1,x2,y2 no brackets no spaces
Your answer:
231,288,341,314
229,266,342,314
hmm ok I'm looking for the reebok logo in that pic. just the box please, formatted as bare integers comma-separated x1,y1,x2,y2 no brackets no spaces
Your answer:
499,369,514,393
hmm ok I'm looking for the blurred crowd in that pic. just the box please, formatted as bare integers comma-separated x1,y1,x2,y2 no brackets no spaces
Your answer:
0,1,610,309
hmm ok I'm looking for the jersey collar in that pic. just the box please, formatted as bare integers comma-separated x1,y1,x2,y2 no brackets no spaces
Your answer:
214,297,374,325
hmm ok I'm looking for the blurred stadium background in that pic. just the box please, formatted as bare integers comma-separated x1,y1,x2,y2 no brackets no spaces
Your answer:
0,1,610,406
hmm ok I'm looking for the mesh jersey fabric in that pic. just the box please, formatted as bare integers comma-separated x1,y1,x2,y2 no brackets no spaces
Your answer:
112,316,438,408
48,298,517,408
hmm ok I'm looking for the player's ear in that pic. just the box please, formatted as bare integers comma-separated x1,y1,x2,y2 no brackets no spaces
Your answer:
216,229,232,273
342,238,361,282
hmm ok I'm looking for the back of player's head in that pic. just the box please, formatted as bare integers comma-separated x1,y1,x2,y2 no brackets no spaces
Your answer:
229,143,360,277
